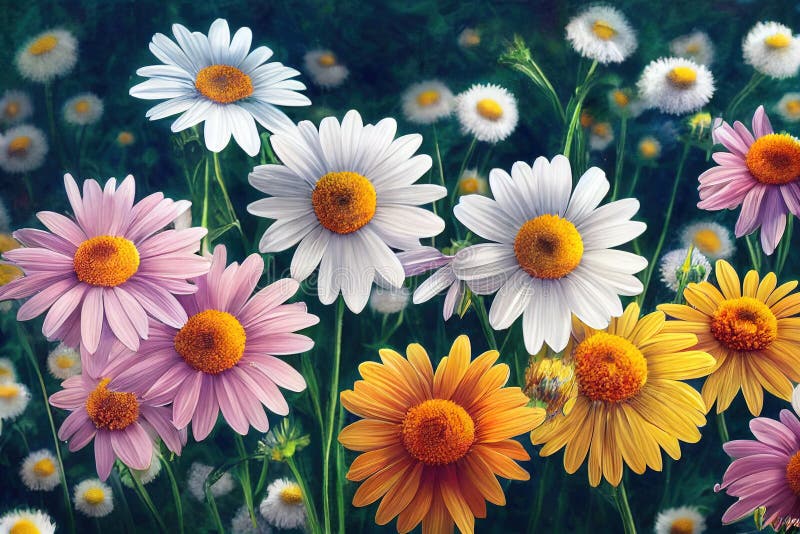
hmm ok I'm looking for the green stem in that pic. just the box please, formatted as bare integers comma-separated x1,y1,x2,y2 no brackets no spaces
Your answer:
211,151,249,253
336,404,346,534
128,465,168,533
563,60,598,160
286,455,323,534
745,234,762,273
160,455,184,534
528,458,551,532
13,420,30,453
44,83,65,170
17,322,75,534
725,73,765,120
254,451,270,498
204,484,225,534
322,297,345,534
611,116,628,202
201,157,210,254
473,296,497,350
717,411,730,444
625,165,642,198
776,215,793,277
235,434,257,528
110,471,137,534
431,124,446,249
613,481,637,534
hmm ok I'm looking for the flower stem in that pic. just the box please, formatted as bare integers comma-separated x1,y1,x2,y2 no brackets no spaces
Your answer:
625,164,642,198
128,465,168,533
745,233,763,273
234,434,257,528
725,72,765,120
254,450,270,498
211,151,249,253
201,155,210,255
322,297,345,534
611,116,628,202
563,60,598,160
613,480,637,534
717,411,730,444
528,457,551,532
431,124,446,248
109,470,137,534
286,455,323,534
473,296,498,350
159,454,184,534
776,215,794,277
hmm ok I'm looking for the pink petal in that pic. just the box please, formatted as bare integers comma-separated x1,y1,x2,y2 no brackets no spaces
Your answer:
216,374,250,434
191,376,219,441
17,278,78,321
42,283,87,337
245,332,315,355
124,279,188,328
172,371,203,429
137,228,206,259
752,105,774,138
103,289,141,352
235,366,289,415
140,405,183,454
750,417,799,453
113,287,149,340
37,211,87,247
81,288,105,354
735,184,768,236
237,278,299,325
108,176,136,236
13,228,77,255
245,355,306,392
58,408,91,441
3,248,74,270
111,423,153,470
94,431,115,480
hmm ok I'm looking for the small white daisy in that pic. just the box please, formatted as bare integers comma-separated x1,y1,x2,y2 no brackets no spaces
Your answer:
260,478,306,530
637,57,715,115
659,247,712,291
248,109,445,313
0,509,56,534
46,343,81,380
680,221,735,260
303,49,349,88
130,18,310,156
457,168,488,196
401,80,455,125
637,136,662,161
62,93,104,126
670,31,715,65
455,83,518,143
15,29,78,83
74,478,114,518
231,505,273,534
458,28,481,48
654,506,706,534
0,357,16,383
775,92,800,123
0,381,30,420
453,155,647,353
368,286,410,314
187,462,235,501
398,246,465,321
0,124,48,174
606,88,644,118
20,449,60,491
0,91,33,125
589,122,614,151
743,21,800,79
565,5,637,64
0,197,9,232
122,450,162,487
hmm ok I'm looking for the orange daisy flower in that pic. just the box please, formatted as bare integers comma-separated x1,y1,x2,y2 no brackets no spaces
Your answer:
339,334,545,534
659,259,800,416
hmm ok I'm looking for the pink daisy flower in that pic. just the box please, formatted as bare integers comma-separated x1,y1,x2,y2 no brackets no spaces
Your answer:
0,174,210,354
715,408,800,529
49,355,186,481
114,245,318,441
698,105,800,255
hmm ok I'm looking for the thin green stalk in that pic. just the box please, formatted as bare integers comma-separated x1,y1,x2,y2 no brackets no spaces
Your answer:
254,452,270,498
211,151,249,252
235,434,257,527
201,157,210,254
322,297,345,534
286,456,322,534
204,483,225,534
336,404,346,534
725,73,765,120
776,215,794,277
128,465,168,533
613,481,637,534
563,60,598,160
638,142,691,308
717,411,730,444
110,471,136,534
473,296,497,350
528,459,550,532
17,322,75,534
625,165,642,198
659,458,672,511
745,234,763,273
611,116,628,201
160,455,184,534
12,420,30,453
22,174,34,208
431,124,446,248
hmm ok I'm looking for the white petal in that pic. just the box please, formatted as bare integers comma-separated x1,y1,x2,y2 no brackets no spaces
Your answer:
203,105,232,152
565,166,610,225
452,243,518,281
489,167,529,225
170,98,213,132
229,105,261,156
258,214,318,253
453,195,517,244
413,266,457,304
489,269,533,329
290,225,329,281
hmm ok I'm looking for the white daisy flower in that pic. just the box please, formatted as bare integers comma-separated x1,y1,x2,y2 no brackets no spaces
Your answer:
589,122,614,151
0,381,30,420
0,197,9,232
680,221,735,260
74,479,114,518
743,21,800,79
20,449,60,491
670,31,715,65
401,80,455,125
775,92,800,123
457,168,488,196
607,88,644,118
654,506,706,534
122,449,162,487
659,248,712,291
368,286,409,314
130,18,310,157
260,478,306,530
453,155,647,353
398,246,465,321
303,49,349,88
458,28,481,48
455,83,518,143
187,462,235,501
637,57,715,115
0,358,16,383
15,29,78,83
62,93,104,126
637,136,662,161
0,124,48,174
0,509,56,534
46,343,81,380
565,5,637,64
232,505,273,534
248,109,445,313
0,91,33,125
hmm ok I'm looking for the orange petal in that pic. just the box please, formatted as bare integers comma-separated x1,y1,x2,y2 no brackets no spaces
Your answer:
757,272,778,302
602,409,623,486
406,343,434,386
684,282,723,315
422,491,455,534
380,348,432,401
587,404,606,487
611,406,646,474
375,462,423,525
440,465,476,534
740,357,764,416
352,458,412,507
396,473,434,534
620,403,663,470
341,388,406,422
347,445,408,481
460,453,506,505
563,402,594,474
742,270,760,297
434,336,472,400
472,445,529,481
491,439,531,461
358,361,419,407
450,350,500,407
339,419,401,452
765,280,799,307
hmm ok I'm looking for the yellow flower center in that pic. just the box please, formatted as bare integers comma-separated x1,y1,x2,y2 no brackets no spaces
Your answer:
5,101,20,118
401,399,475,465
74,100,90,114
0,264,23,286
786,100,800,116
463,31,480,46
28,34,58,56
765,33,792,49
73,236,140,287
195,65,254,104
0,233,20,253
311,171,377,234
592,20,616,40
711,297,777,351
8,136,31,157
745,133,800,185
685,43,702,55
612,90,630,107
514,214,583,279
786,451,800,496
459,176,481,194
476,98,503,121
667,66,697,89
317,53,337,67
279,484,303,505
592,123,611,138
117,131,135,146
0,367,10,378
32,457,55,477
55,354,76,369
9,519,40,534
84,487,106,505
639,139,660,159
692,228,722,255
85,378,140,431
415,90,440,107
174,310,247,374
670,517,695,534
573,332,648,403
0,384,20,399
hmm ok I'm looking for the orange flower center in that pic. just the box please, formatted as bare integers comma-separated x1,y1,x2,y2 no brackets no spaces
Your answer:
692,228,722,255
5,101,20,118
73,236,140,287
514,214,583,279
28,34,58,56
9,519,40,534
612,90,630,107
32,457,55,477
311,171,377,234
195,65,254,104
592,123,611,137
685,43,702,55
580,110,594,128
574,332,648,403
476,98,503,121
85,378,140,431
669,517,695,534
55,354,76,369
8,136,31,157
401,399,475,465
786,451,800,496
463,31,480,46
667,66,697,89
459,176,481,194
416,90,440,107
592,20,616,40
787,100,800,116
174,309,246,374
711,297,777,351
638,138,660,159
279,484,303,505
317,53,337,67
117,131,135,146
0,264,23,286
83,487,106,505
765,33,792,49
745,134,800,186
0,233,20,253
0,384,20,399
74,100,90,114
